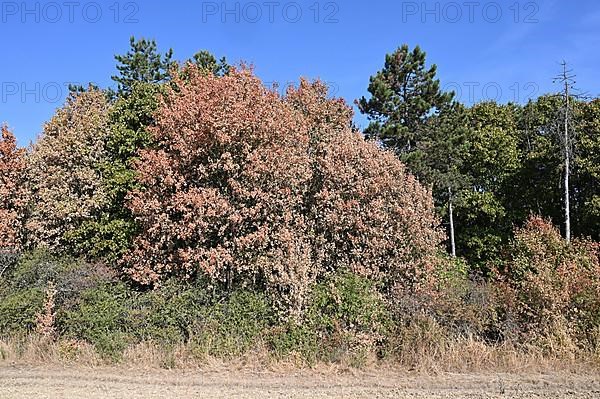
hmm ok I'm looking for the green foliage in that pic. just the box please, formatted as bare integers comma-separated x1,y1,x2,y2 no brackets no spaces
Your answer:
0,288,44,335
307,272,390,336
270,271,392,363
575,99,600,240
128,279,212,345
63,218,137,263
190,50,230,76
357,44,454,155
453,191,508,270
192,290,274,358
467,102,520,190
0,249,118,340
53,277,276,361
58,283,131,361
411,102,472,198
112,36,174,95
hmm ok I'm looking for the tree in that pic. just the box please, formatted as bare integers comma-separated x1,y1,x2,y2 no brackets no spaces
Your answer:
190,50,230,76
25,88,111,253
553,62,577,242
357,44,453,156
112,36,174,95
62,82,163,261
70,40,232,262
575,99,600,240
511,95,564,226
0,126,27,251
413,103,472,257
124,66,444,313
513,91,597,243
455,102,521,269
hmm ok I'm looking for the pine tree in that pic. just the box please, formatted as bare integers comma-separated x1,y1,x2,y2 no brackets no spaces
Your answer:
112,36,174,95
191,50,230,76
357,44,453,157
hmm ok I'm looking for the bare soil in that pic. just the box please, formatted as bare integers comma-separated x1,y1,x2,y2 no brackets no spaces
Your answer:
1,366,599,398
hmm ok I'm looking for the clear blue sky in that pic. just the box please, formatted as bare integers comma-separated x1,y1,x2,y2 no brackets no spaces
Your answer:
2,0,599,145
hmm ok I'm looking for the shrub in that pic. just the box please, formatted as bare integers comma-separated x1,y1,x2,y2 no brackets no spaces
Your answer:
270,271,392,363
0,248,20,283
0,250,119,351
4,250,116,305
58,283,131,361
500,216,600,346
128,279,213,345
0,288,45,335
191,289,275,358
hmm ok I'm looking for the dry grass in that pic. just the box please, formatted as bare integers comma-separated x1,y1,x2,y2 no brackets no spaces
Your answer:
1,335,598,375
391,335,599,374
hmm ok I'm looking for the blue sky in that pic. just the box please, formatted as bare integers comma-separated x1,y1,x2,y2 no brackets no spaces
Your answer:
1,0,599,145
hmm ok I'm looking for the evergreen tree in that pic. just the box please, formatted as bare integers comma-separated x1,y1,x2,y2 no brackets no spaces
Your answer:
357,44,453,157
112,36,174,95
191,50,230,76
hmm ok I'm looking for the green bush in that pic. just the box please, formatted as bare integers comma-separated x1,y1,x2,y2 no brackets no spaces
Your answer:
270,271,392,363
191,290,275,358
307,272,391,336
57,278,276,360
0,288,44,335
128,279,213,345
58,283,131,361
3,249,116,302
269,322,320,363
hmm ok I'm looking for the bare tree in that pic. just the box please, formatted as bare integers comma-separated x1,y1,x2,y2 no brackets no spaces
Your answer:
552,61,586,242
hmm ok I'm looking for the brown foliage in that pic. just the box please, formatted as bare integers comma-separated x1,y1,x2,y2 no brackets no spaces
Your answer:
500,216,600,343
25,89,111,252
125,67,444,312
36,280,57,340
311,132,443,286
0,125,28,250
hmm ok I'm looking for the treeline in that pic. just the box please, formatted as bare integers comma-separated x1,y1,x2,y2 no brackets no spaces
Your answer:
358,45,599,270
0,39,599,366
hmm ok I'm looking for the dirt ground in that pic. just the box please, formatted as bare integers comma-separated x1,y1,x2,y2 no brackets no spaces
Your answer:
1,366,599,398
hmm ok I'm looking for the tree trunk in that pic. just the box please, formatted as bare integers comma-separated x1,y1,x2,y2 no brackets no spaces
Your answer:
564,82,571,243
448,187,456,257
